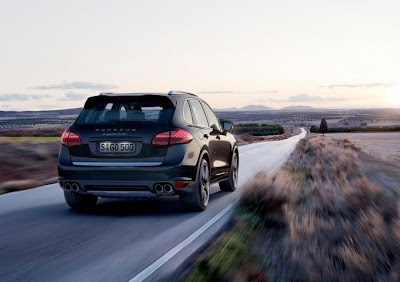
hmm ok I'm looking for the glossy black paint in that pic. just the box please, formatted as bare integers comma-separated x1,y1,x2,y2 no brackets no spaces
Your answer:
58,92,238,198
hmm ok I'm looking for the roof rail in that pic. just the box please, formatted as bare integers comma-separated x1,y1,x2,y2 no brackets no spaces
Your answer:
167,90,197,97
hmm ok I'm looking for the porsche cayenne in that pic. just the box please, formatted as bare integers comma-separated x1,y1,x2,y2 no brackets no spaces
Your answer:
58,91,238,211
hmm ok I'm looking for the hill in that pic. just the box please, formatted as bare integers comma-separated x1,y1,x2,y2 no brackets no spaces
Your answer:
280,105,315,111
217,105,274,111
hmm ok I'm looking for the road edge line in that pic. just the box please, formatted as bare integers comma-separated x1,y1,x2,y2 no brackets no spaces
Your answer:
128,202,236,282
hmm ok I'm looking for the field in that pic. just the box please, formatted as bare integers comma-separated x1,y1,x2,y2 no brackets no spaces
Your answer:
186,135,400,281
217,108,400,129
328,132,400,162
0,139,59,194
0,136,60,143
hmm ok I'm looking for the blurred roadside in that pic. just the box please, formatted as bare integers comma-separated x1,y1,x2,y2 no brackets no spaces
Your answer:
185,134,400,281
0,137,59,194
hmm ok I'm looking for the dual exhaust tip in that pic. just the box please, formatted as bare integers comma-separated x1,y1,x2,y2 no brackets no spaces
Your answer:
64,182,80,192
155,183,173,194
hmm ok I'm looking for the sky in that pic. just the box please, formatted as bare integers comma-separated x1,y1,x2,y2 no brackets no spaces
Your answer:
0,0,400,111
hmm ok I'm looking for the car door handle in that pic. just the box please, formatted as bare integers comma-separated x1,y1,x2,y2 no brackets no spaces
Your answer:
216,136,221,140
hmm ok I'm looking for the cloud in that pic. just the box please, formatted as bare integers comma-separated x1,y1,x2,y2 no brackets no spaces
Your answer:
0,93,51,101
321,82,400,89
31,81,118,90
63,92,91,100
269,94,346,103
198,90,278,94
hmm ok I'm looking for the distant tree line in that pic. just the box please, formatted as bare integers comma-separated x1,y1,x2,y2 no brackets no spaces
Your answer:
310,125,400,133
0,127,66,137
0,118,75,127
233,123,284,136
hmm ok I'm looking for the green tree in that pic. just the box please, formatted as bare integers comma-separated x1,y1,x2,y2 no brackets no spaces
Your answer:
319,118,328,135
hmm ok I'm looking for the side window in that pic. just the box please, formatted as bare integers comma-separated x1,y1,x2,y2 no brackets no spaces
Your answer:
189,99,209,127
201,101,221,130
183,100,193,124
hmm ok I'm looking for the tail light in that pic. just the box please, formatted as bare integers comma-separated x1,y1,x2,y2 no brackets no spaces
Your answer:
61,130,82,147
152,128,193,147
173,181,189,188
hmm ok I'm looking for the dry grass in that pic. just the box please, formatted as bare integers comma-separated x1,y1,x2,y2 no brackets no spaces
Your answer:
0,126,66,137
328,132,400,162
0,141,60,194
239,136,400,281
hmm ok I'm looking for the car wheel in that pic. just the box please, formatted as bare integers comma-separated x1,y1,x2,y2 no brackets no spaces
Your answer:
64,191,98,210
219,151,238,191
180,158,210,211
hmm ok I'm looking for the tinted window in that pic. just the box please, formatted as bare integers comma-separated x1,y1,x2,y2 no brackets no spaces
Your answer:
201,101,221,130
77,96,174,125
183,100,193,124
189,99,208,127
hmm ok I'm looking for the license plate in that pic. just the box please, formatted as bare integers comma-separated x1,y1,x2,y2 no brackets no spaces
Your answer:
97,142,136,153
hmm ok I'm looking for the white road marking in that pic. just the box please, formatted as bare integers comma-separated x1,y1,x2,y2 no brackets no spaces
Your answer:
128,202,236,282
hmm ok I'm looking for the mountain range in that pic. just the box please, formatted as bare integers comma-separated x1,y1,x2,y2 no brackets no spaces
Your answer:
216,105,314,111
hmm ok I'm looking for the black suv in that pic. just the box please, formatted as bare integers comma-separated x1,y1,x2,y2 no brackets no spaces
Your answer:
58,91,238,211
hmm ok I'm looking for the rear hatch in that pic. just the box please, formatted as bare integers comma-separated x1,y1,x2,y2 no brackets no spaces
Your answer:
68,95,175,166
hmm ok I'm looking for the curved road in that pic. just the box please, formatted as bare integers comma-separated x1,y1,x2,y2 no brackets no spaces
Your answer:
0,129,306,282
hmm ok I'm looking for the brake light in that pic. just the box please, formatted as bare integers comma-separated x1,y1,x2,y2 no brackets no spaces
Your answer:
173,181,189,188
61,130,82,147
152,129,193,147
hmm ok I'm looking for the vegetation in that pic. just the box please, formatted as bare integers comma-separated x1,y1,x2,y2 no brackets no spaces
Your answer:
240,136,400,280
233,123,284,136
186,212,266,281
0,136,60,143
187,136,400,281
0,141,59,194
0,127,65,137
310,125,400,133
319,118,328,135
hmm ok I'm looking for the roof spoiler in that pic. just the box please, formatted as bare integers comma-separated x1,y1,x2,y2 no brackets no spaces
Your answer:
167,90,197,97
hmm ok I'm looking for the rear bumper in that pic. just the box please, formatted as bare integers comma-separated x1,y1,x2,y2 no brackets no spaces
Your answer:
58,164,197,198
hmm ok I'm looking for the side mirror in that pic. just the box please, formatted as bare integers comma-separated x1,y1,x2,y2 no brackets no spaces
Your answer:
211,124,220,132
222,121,233,131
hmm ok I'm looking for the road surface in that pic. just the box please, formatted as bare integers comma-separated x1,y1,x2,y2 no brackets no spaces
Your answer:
0,129,306,282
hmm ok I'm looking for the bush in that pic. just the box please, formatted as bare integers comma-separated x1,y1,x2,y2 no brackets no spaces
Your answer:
239,136,400,281
233,123,284,136
327,126,400,133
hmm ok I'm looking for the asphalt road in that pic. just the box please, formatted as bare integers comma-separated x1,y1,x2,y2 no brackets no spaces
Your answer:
0,129,306,282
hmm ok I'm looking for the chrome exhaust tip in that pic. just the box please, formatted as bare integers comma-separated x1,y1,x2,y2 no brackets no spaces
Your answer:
71,183,79,191
164,184,173,193
65,183,71,191
155,184,163,193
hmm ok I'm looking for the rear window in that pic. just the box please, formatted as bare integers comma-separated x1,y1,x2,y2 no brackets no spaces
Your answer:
76,95,174,125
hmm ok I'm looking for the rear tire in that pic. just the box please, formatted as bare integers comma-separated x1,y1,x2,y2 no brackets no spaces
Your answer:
219,151,238,192
64,191,98,210
180,158,210,211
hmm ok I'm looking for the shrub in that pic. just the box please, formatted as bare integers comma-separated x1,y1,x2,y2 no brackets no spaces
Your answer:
232,123,285,136
239,136,400,281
